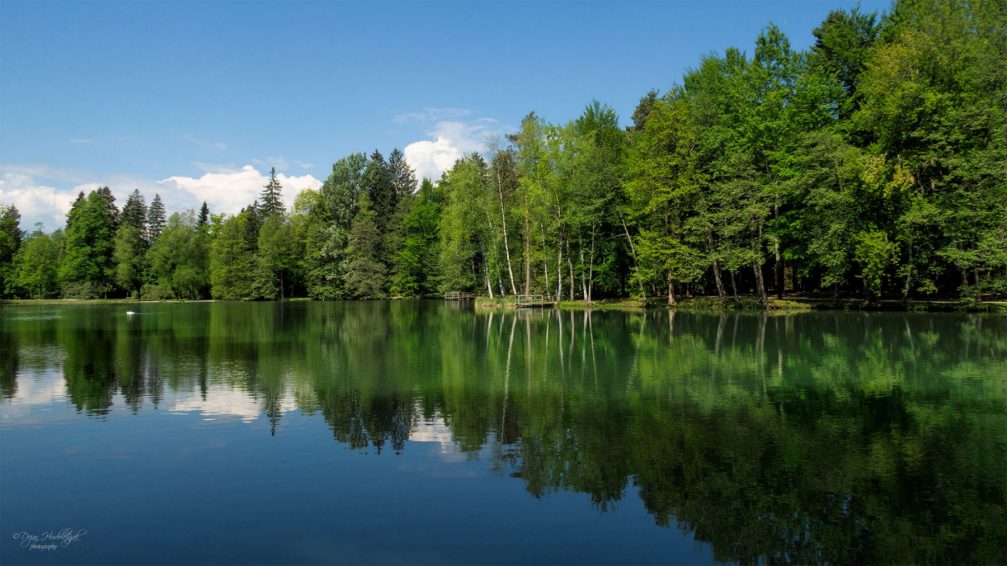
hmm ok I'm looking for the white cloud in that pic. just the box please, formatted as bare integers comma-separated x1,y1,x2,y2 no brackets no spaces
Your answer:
163,165,321,215
403,118,503,182
67,138,93,145
0,171,79,231
0,163,321,231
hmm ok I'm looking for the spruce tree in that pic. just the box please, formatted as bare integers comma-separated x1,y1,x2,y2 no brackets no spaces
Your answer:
260,167,285,218
147,194,166,243
344,193,385,298
198,201,210,227
121,189,148,239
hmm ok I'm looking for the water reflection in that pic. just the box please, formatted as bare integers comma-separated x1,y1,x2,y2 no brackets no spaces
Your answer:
2,303,1005,563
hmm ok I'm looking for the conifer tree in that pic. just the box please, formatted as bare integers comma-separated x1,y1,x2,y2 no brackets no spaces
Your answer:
147,194,166,243
344,193,385,298
198,201,210,227
260,167,285,218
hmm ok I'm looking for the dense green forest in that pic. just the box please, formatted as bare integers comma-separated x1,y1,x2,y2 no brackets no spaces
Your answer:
2,0,1004,304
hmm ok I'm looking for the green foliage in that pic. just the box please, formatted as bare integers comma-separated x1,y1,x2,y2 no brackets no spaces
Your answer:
259,167,285,218
9,228,59,298
854,230,899,298
344,193,385,298
113,224,146,297
147,194,166,243
148,212,210,299
0,203,22,297
59,189,119,298
210,210,256,299
391,178,442,297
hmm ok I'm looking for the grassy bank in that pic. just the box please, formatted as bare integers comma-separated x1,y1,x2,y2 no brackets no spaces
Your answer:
474,295,1007,313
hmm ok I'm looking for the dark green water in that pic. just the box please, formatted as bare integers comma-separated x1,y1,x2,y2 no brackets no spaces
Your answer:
1,302,1005,564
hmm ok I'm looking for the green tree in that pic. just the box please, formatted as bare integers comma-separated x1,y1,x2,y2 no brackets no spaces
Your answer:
113,224,146,297
59,189,119,298
10,226,59,298
254,215,299,299
147,193,166,243
210,210,256,299
260,167,285,218
391,178,443,297
344,193,385,298
0,203,22,297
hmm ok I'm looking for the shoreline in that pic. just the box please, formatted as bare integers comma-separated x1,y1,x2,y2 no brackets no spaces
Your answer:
4,296,1005,313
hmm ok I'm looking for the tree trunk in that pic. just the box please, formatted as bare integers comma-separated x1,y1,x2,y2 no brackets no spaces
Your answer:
730,271,739,301
567,242,575,301
496,168,518,296
667,275,676,306
619,211,647,297
523,191,531,295
587,224,596,303
774,238,784,299
707,230,725,299
485,271,494,298
579,243,588,302
753,263,768,308
556,242,563,301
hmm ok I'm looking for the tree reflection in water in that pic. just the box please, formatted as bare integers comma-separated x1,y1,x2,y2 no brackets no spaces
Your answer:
3,302,1005,563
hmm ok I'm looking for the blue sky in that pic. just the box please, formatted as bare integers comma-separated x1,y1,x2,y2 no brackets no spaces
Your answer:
1,0,889,230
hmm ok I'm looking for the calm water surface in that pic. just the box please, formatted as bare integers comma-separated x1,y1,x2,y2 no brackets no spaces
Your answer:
1,302,1005,564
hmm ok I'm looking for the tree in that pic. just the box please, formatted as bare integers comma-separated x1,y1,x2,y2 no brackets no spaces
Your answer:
198,201,210,227
121,189,148,239
0,204,22,297
391,178,443,297
810,7,880,117
210,210,256,299
260,167,285,218
10,226,59,298
254,215,298,299
147,193,166,243
59,189,119,298
344,193,385,298
438,155,491,294
148,211,210,299
113,224,146,297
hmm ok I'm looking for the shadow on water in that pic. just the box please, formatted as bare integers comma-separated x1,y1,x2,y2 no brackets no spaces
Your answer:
2,302,1006,563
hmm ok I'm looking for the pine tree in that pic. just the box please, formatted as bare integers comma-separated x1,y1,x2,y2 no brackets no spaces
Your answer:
260,167,285,218
198,201,210,227
121,189,148,241
344,193,385,298
147,194,166,243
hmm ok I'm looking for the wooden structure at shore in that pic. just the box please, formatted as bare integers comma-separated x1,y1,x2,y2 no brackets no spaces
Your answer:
515,294,557,308
444,292,475,301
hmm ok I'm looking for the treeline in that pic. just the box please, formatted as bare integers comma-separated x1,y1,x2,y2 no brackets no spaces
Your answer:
2,0,1004,303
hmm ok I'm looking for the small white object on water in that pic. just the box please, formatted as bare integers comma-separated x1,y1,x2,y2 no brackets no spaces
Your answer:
126,311,136,316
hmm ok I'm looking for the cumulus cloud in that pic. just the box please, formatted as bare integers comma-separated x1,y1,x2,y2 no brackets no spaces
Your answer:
163,165,321,214
0,163,321,231
0,171,79,231
404,118,504,182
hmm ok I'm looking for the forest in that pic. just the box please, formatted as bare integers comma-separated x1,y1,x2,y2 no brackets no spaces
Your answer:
1,0,1004,305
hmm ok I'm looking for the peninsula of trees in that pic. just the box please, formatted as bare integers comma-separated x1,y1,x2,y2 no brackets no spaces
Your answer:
2,0,1004,305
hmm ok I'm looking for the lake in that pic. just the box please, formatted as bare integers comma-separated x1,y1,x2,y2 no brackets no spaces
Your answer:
1,302,1005,564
